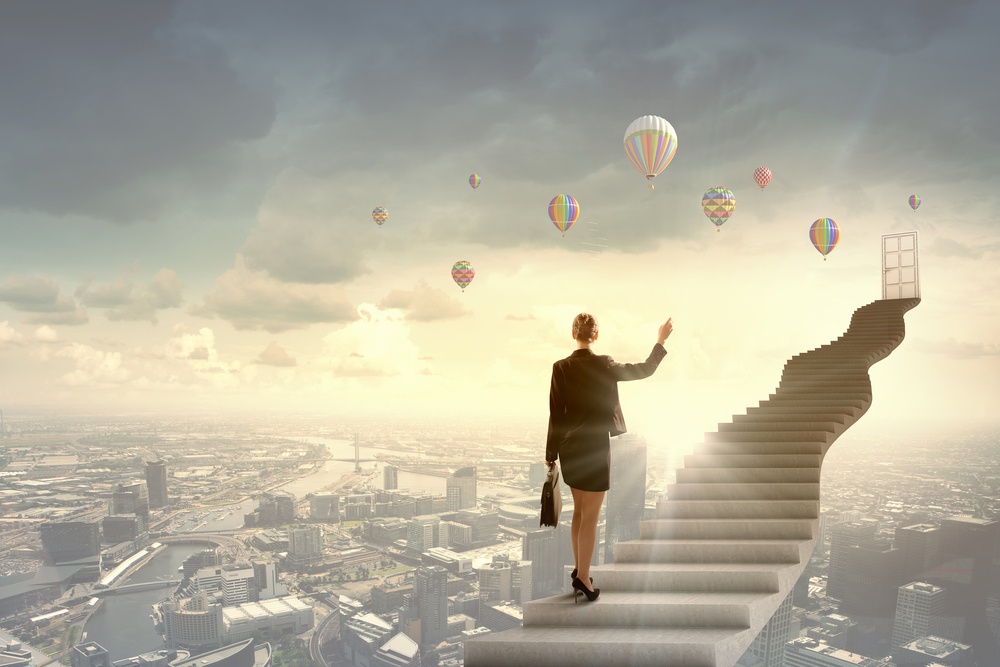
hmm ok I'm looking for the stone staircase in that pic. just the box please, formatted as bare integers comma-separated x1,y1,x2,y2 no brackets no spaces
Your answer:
465,297,920,667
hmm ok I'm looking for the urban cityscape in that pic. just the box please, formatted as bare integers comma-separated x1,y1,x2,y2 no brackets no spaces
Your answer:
0,410,997,667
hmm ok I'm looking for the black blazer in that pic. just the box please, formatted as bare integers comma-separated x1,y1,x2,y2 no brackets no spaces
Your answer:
546,343,666,462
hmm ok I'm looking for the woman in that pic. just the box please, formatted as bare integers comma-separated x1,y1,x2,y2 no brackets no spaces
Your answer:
545,313,673,602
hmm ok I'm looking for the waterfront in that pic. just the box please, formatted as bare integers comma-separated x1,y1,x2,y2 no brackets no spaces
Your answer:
83,545,204,661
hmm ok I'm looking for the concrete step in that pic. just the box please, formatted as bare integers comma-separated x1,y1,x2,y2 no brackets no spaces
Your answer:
758,397,866,409
614,539,808,564
675,467,820,484
731,413,849,425
666,482,819,501
682,454,821,469
769,390,871,401
718,420,838,433
523,590,777,629
589,562,798,593
640,518,814,541
744,405,860,417
657,499,819,519
694,442,823,456
464,625,756,667
705,431,828,443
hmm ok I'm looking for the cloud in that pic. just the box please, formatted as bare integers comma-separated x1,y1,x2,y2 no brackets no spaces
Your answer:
0,1,276,224
505,313,537,321
0,321,25,346
254,342,297,367
197,259,357,332
0,275,78,312
56,343,130,386
76,268,184,323
378,279,469,321
34,326,59,343
319,304,431,377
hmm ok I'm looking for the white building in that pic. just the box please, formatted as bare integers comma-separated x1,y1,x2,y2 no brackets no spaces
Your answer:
892,581,946,650
287,525,324,565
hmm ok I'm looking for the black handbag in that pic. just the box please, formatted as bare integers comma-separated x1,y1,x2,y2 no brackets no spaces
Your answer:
540,463,562,527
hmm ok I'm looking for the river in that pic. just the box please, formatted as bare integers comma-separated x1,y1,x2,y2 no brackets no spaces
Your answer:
83,545,203,661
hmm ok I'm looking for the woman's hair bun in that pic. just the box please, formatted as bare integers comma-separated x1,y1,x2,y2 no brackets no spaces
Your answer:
572,312,598,342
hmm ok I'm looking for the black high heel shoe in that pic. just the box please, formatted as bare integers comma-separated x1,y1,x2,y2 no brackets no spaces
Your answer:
570,568,593,584
572,576,600,603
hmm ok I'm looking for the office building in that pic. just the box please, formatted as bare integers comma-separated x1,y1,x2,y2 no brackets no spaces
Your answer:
782,638,893,667
604,434,647,564
102,515,142,544
343,613,393,667
287,525,323,565
145,460,169,509
40,519,101,565
252,492,296,527
407,515,440,553
894,523,940,582
826,520,877,601
840,541,904,618
523,528,561,599
371,632,420,667
896,635,972,667
111,481,150,525
383,465,399,491
477,554,532,605
738,591,793,667
446,467,477,511
415,565,448,645
893,582,947,650
441,508,498,550
71,643,110,667
162,592,312,651
310,493,339,521
180,549,220,582
478,602,523,634
193,562,285,605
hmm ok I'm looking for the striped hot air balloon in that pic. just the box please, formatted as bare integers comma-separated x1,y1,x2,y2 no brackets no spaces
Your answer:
624,115,678,190
908,194,920,211
548,194,580,237
809,218,840,260
702,187,737,231
469,173,482,190
451,260,475,291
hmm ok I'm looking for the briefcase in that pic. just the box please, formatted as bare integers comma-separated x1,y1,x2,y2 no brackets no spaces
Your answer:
539,463,562,527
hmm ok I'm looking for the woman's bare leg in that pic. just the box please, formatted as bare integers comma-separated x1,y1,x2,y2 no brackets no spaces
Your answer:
570,487,583,577
573,488,605,592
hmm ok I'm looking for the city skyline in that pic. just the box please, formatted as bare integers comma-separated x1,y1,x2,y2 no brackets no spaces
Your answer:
1,2,999,454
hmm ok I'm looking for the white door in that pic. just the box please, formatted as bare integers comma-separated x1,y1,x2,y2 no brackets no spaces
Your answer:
882,232,919,299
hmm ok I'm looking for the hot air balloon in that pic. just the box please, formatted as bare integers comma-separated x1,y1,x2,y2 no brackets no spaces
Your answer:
809,218,840,260
908,194,920,211
451,260,475,291
372,206,388,227
469,173,481,190
624,115,678,190
753,166,772,190
702,187,736,231
548,194,579,237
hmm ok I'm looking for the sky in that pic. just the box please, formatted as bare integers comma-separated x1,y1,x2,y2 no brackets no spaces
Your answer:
1,1,998,451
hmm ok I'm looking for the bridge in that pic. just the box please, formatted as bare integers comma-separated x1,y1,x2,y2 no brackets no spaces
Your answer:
93,579,181,596
466,297,920,667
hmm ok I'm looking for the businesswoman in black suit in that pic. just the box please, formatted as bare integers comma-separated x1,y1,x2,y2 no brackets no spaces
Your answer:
546,313,673,602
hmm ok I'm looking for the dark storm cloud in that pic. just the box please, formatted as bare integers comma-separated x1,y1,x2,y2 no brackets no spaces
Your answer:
0,1,275,224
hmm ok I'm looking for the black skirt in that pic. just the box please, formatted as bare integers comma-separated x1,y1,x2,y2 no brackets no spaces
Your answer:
558,433,611,492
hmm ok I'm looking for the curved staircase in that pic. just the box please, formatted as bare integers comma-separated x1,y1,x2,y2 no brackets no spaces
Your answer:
466,297,920,667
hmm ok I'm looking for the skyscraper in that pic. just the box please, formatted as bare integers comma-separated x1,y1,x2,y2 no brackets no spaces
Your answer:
145,460,169,509
111,480,150,526
70,642,110,667
892,582,947,650
310,493,340,521
384,465,399,491
604,433,647,563
894,523,940,582
523,528,561,599
287,525,324,565
414,565,448,645
446,467,477,511
738,591,793,667
40,519,101,565
826,519,877,601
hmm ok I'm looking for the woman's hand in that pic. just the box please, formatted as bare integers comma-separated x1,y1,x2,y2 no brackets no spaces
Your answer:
657,317,673,345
